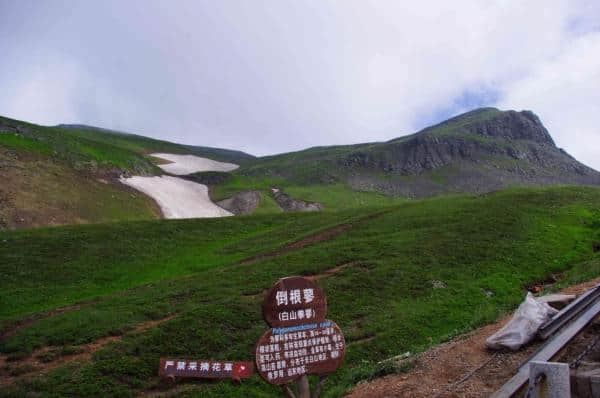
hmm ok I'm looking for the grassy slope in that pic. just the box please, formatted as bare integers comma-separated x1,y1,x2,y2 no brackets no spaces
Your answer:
1,186,599,397
1,117,155,174
0,116,256,228
57,124,255,165
203,108,531,204
236,108,504,185
0,147,160,229
1,116,254,174
208,174,406,212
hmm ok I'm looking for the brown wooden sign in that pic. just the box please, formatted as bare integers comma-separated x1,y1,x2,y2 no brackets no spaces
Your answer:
255,320,345,385
262,276,327,328
159,359,253,380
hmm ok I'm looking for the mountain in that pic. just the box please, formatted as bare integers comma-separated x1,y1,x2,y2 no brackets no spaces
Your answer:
0,116,253,228
1,108,599,229
240,108,600,197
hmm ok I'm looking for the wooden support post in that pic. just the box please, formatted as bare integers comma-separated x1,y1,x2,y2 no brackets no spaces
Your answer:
297,375,310,398
282,384,297,398
311,375,328,398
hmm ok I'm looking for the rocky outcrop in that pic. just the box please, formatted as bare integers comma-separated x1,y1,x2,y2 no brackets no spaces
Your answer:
465,110,555,144
340,109,600,197
271,188,323,212
222,108,600,199
216,190,261,215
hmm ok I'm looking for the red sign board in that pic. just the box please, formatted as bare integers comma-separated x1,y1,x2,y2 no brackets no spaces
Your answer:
262,276,327,328
159,359,253,380
257,276,345,386
255,320,346,385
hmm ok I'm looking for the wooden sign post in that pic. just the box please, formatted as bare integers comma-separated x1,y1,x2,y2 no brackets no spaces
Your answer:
256,276,346,398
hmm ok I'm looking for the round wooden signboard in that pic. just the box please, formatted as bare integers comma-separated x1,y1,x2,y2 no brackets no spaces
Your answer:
262,276,327,328
255,320,346,385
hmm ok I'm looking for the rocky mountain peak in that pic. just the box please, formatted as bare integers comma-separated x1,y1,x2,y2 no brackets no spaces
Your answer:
463,110,555,145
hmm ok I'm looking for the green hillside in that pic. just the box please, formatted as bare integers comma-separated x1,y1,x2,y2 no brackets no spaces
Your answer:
232,108,600,198
56,123,255,166
0,116,254,229
1,186,599,397
2,108,600,228
0,116,253,175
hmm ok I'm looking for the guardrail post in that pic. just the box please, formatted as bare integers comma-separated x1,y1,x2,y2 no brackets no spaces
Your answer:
528,361,570,398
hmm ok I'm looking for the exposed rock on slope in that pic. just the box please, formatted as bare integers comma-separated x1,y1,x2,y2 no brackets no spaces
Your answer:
242,108,600,198
343,109,600,197
216,191,261,215
271,189,324,212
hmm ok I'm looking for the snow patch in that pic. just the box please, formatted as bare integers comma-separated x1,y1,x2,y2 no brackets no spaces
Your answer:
151,153,239,175
119,175,232,219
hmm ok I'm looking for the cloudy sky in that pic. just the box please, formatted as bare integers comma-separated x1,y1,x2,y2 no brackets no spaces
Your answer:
1,1,599,169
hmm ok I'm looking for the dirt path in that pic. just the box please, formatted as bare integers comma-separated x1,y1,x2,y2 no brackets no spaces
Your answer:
0,299,100,342
347,278,600,398
241,210,390,265
305,261,364,282
2,212,386,344
0,314,176,386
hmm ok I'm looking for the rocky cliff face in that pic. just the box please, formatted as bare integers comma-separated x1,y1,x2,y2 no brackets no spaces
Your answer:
343,109,600,197
239,108,599,198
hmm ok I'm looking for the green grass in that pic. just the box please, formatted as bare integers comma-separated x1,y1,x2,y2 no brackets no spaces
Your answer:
1,186,599,397
0,132,53,155
253,192,284,215
0,115,254,175
0,116,156,173
209,174,406,212
59,125,255,165
209,175,284,201
0,210,366,319
283,184,406,210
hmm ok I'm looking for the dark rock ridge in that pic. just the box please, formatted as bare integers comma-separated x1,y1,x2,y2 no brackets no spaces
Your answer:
341,108,600,197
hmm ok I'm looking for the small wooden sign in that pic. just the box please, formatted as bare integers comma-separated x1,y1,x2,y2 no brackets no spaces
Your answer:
262,276,327,328
159,359,253,380
255,320,346,385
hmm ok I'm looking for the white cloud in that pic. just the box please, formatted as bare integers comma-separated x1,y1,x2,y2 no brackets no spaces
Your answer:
0,0,598,168
500,32,600,170
339,0,573,133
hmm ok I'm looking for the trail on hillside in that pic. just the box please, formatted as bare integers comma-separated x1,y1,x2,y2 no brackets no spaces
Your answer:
240,209,391,265
0,299,100,342
0,314,176,386
1,211,386,340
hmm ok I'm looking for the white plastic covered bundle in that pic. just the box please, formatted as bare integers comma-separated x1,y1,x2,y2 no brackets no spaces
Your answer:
486,292,558,351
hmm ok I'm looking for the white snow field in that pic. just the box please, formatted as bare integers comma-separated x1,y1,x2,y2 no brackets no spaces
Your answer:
119,175,233,219
151,153,239,175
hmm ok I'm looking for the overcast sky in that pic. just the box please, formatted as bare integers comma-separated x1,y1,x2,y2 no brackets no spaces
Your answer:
1,1,599,169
